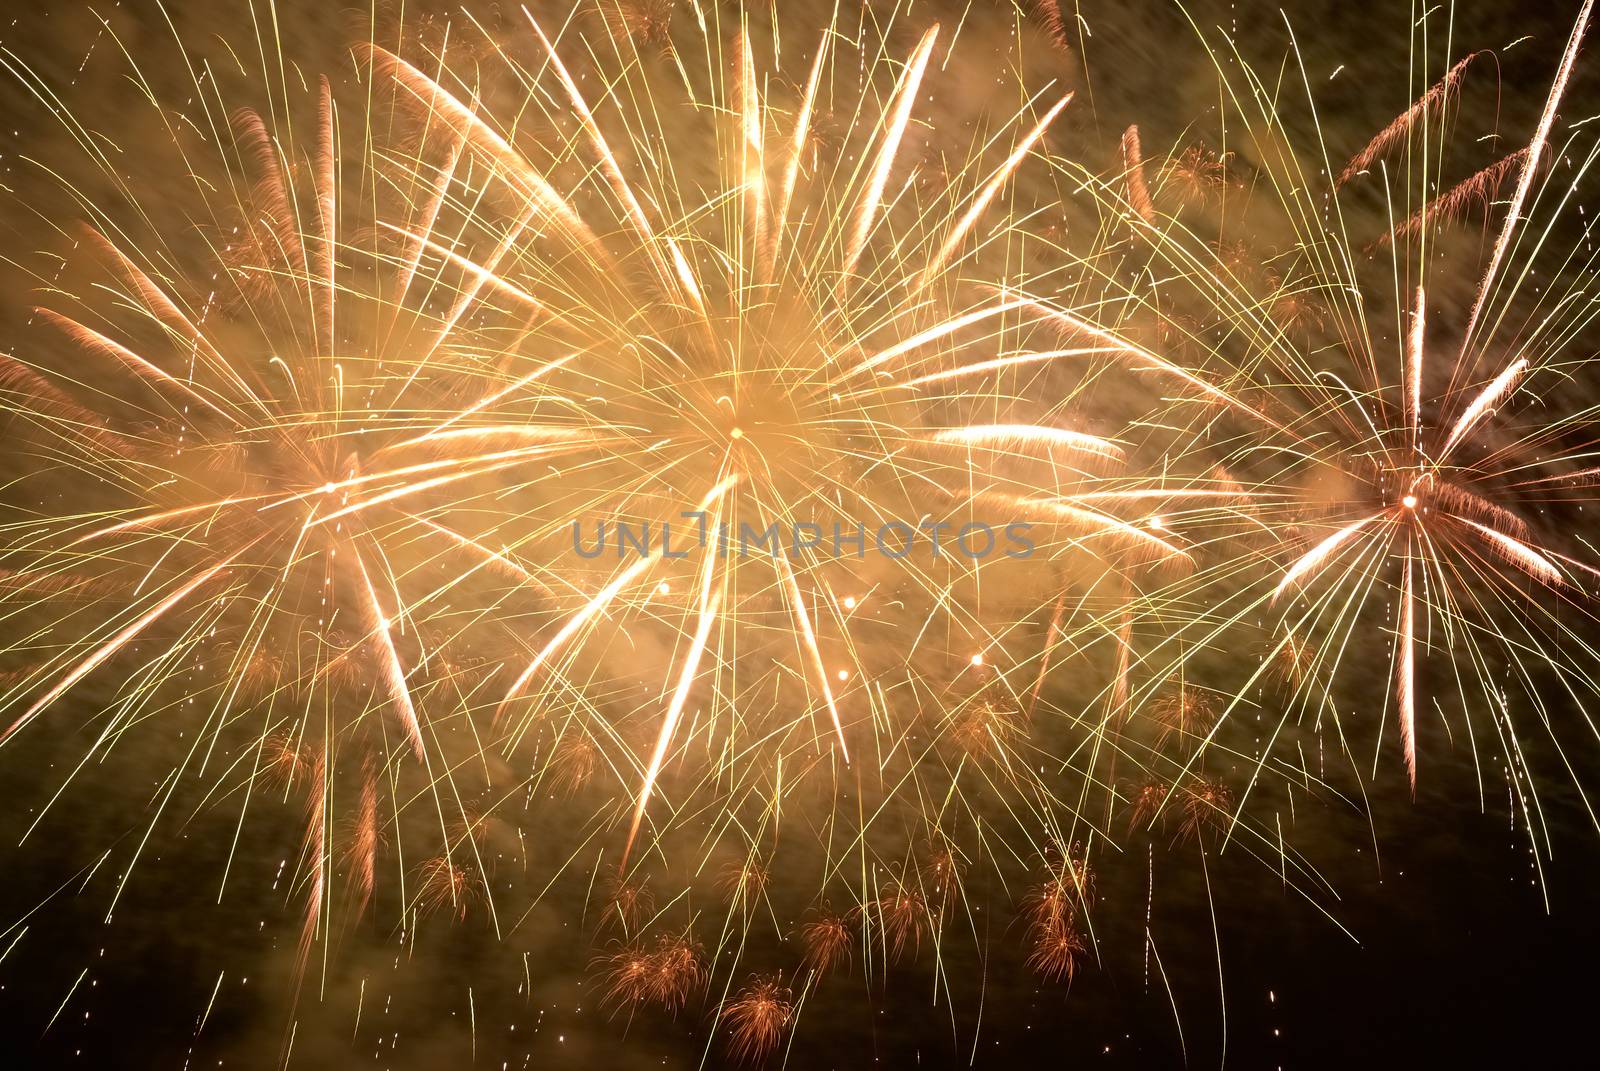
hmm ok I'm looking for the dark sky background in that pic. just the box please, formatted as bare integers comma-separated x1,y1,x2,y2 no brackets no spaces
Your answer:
1,2,1598,1068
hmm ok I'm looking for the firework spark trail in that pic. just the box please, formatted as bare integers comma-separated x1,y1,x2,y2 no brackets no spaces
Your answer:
497,551,664,721
385,141,465,337
1015,297,1287,432
411,516,555,595
843,297,1036,380
1336,52,1478,186
1453,517,1564,586
1030,498,1194,568
349,543,426,761
524,11,706,315
777,553,849,763
1121,125,1156,224
401,352,582,441
1380,150,1531,248
1438,358,1530,461
76,224,261,404
1405,287,1424,448
1399,551,1417,786
623,582,723,867
295,755,328,987
312,77,338,364
1273,517,1383,600
497,476,736,723
366,46,604,257
772,32,831,268
31,308,240,424
930,424,1125,464
897,346,1124,387
736,30,770,280
2,545,253,743
351,767,378,919
1456,2,1593,368
840,24,940,287
917,91,1074,289
375,218,549,318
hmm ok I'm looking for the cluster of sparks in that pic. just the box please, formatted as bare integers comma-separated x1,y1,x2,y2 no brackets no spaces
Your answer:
2,0,1599,1062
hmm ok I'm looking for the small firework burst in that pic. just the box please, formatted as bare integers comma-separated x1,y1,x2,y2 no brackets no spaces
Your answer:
593,0,677,52
865,880,929,963
219,640,290,700
1026,916,1086,983
1210,238,1255,280
717,859,771,911
798,909,853,978
1159,144,1231,209
1021,854,1090,984
598,875,656,934
450,800,495,846
1147,686,1218,751
719,973,794,1065
646,932,706,1014
946,698,1024,759
259,731,312,791
595,943,656,1010
1023,856,1093,936
1178,777,1235,843
1263,272,1328,337
413,856,484,921
592,931,707,1015
547,732,601,796
1271,631,1319,692
919,841,967,908
1127,779,1170,832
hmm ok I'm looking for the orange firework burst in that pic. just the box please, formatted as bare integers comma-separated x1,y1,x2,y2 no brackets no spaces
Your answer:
598,875,656,934
798,909,854,978
1026,915,1087,983
1023,853,1094,932
1159,143,1232,210
1147,686,1218,751
1128,780,1171,833
717,859,771,911
350,4,1202,890
719,973,795,1065
1021,855,1090,983
594,931,705,1015
1175,777,1235,843
414,855,485,921
593,930,707,1015
865,879,930,963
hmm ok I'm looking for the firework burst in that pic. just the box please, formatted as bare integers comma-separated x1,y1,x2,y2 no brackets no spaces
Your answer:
1044,1,1600,863
7,0,1598,1063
